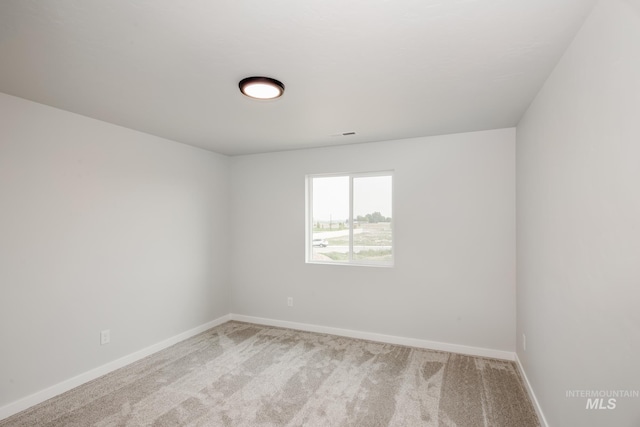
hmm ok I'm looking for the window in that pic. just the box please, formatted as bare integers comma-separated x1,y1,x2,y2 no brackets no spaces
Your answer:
306,171,393,266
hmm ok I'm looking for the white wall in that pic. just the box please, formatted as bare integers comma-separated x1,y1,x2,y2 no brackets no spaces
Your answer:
0,93,231,408
230,129,516,353
516,1,640,426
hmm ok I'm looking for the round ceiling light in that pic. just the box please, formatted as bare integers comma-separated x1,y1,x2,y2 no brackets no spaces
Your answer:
239,76,285,100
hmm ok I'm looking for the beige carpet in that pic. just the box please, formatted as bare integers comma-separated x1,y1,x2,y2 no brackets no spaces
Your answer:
1,321,540,426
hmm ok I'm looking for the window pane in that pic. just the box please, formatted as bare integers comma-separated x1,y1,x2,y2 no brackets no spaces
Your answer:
353,175,393,264
311,176,349,262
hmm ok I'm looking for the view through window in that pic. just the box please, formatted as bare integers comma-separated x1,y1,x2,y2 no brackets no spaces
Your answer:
307,172,393,266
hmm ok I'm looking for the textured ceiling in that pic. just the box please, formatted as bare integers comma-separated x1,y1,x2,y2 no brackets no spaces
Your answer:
0,0,596,156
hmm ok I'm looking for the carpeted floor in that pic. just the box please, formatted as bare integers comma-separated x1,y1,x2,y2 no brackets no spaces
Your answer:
1,321,540,426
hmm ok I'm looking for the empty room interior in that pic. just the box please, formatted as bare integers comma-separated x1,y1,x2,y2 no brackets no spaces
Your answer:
0,1,638,426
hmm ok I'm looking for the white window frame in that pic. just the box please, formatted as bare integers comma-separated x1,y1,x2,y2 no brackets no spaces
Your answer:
305,171,394,267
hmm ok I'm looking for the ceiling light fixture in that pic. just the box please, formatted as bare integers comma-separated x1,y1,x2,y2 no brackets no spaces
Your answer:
239,76,285,100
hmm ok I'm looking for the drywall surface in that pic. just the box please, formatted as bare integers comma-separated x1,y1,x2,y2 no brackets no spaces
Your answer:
516,1,640,425
230,128,516,353
0,93,230,408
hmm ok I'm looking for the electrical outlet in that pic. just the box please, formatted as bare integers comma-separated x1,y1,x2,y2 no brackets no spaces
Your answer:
287,297,293,307
522,333,526,351
100,329,110,345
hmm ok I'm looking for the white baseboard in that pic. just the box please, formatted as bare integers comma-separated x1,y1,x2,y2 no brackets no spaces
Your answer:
0,314,231,421
515,352,549,427
230,314,515,361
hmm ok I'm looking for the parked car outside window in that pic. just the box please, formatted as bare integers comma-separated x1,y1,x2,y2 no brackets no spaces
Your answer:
312,238,328,247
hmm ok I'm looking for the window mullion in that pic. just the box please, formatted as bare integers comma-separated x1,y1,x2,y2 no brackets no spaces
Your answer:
349,175,354,262
307,177,313,261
